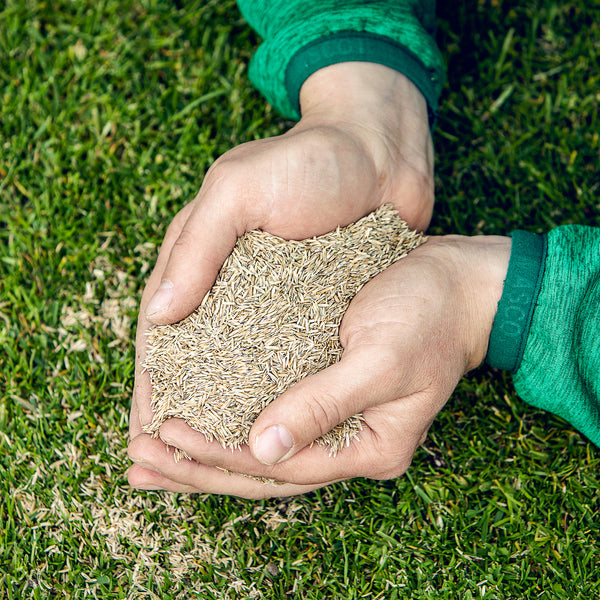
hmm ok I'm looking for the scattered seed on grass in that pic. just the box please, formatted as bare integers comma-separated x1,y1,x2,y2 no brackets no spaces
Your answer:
143,205,426,455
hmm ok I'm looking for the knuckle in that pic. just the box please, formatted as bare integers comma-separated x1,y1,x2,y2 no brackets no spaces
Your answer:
362,441,416,480
371,457,413,481
162,207,190,247
339,320,369,347
171,226,197,251
199,159,256,228
387,168,434,230
301,392,343,439
379,454,414,480
340,302,391,345
408,171,434,222
203,156,245,200
203,158,233,188
414,169,434,201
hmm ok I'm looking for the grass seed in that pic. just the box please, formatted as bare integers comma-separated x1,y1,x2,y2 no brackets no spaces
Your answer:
143,205,426,455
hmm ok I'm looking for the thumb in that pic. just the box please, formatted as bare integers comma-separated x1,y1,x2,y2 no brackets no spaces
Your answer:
145,196,243,325
248,348,404,465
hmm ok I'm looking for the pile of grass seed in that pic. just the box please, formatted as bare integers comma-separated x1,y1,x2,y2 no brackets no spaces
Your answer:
143,205,426,455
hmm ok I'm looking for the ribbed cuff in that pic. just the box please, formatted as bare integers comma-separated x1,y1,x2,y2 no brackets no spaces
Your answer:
486,230,548,373
285,31,441,129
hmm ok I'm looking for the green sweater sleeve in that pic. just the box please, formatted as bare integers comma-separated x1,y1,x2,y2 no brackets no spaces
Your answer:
487,226,600,446
236,0,445,125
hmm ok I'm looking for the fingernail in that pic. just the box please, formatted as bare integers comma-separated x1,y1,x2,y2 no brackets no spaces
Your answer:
255,425,294,465
146,281,173,318
137,484,164,491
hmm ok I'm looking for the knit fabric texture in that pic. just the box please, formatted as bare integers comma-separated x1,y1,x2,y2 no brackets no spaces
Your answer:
513,225,600,446
486,230,547,372
237,0,445,122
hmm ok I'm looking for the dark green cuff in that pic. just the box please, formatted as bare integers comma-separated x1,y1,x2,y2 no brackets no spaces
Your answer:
285,31,441,129
486,230,548,372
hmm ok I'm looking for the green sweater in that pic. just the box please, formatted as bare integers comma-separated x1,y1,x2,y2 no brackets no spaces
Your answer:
237,0,445,125
237,1,600,447
487,227,600,446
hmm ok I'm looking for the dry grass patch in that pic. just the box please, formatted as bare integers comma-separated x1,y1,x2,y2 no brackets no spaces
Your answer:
143,205,425,454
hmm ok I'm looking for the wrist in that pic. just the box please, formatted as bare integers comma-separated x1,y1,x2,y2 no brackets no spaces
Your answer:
428,235,512,371
294,62,434,231
469,236,513,370
299,62,429,140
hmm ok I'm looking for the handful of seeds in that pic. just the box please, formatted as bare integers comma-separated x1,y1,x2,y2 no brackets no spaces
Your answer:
143,205,425,455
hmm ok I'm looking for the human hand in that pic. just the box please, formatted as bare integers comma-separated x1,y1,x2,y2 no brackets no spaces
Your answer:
128,235,511,498
129,63,433,448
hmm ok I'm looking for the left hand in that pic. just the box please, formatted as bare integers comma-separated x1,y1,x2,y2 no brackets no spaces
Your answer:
129,62,434,447
128,235,511,498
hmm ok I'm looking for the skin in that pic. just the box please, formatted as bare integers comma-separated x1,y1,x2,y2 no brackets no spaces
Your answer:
127,63,512,498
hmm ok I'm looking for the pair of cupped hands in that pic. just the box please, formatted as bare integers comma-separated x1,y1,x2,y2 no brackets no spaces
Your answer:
128,64,511,498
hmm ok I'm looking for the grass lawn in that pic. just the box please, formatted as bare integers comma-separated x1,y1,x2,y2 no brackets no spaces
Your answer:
1,0,599,598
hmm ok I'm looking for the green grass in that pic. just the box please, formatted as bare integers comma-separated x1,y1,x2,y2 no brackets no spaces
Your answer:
1,0,599,598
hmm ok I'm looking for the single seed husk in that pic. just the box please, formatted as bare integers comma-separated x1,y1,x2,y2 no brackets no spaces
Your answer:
143,204,426,457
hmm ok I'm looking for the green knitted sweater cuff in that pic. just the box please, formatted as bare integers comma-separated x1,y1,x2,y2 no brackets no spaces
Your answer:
512,226,600,447
486,230,548,372
237,0,445,124
286,32,441,126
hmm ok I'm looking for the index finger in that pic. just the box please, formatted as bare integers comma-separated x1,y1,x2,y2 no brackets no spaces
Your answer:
151,390,436,485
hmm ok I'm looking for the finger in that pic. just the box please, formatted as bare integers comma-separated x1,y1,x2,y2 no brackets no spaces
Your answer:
133,205,200,426
156,392,430,485
128,434,330,499
127,464,200,493
247,346,407,466
158,417,359,484
144,189,249,326
132,309,155,426
128,397,143,440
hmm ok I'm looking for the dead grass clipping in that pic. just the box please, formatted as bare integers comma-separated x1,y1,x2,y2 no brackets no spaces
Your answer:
143,205,425,454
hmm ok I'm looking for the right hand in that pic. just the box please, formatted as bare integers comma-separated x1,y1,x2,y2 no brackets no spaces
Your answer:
128,234,511,498
129,62,435,483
